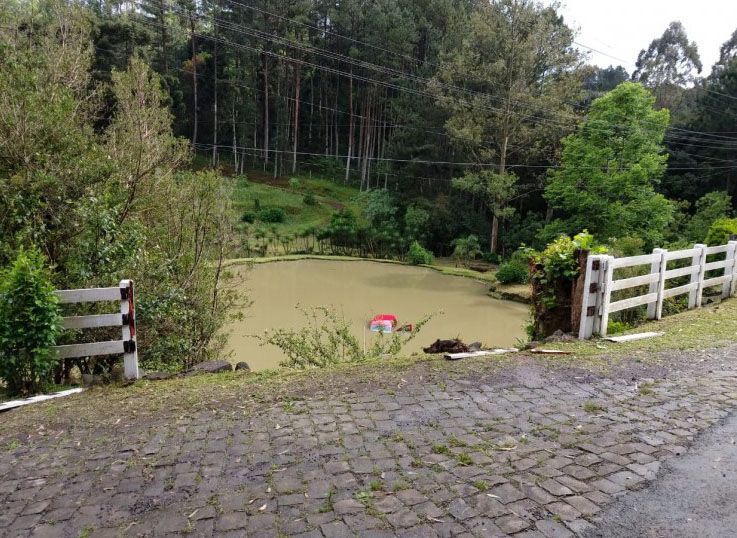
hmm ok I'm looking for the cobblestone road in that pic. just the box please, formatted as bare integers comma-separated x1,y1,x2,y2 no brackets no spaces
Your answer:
3,347,737,537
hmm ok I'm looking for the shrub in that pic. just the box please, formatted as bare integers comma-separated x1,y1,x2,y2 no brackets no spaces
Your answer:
288,177,301,189
256,306,433,369
303,191,317,206
452,235,482,266
495,260,528,284
0,248,62,396
241,210,256,223
482,252,501,264
705,217,737,246
258,207,286,223
407,241,434,265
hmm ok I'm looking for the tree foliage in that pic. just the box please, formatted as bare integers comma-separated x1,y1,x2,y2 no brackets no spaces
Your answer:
0,2,241,377
0,248,62,396
545,82,674,248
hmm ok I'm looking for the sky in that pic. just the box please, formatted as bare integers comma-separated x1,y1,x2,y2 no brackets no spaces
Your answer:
551,0,737,76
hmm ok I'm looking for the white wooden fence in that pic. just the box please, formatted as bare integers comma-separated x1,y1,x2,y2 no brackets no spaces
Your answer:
53,279,140,379
579,241,737,339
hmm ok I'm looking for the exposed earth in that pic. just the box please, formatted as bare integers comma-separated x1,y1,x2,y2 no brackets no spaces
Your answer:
2,344,737,537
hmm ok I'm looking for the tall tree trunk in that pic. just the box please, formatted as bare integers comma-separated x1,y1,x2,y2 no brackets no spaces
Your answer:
231,99,238,172
211,10,218,167
189,11,198,148
158,0,168,73
292,65,301,174
491,134,509,254
344,70,354,183
262,54,269,169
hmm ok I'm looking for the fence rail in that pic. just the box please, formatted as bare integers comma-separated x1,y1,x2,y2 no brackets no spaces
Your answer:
578,241,737,339
53,279,140,379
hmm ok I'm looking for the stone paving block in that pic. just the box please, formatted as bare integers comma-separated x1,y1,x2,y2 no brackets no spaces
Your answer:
536,518,574,538
564,495,600,516
539,479,573,497
494,514,530,534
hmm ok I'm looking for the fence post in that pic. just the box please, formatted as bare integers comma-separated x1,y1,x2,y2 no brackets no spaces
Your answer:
120,279,139,380
725,241,737,298
578,254,604,339
599,255,615,337
689,244,707,309
647,248,667,320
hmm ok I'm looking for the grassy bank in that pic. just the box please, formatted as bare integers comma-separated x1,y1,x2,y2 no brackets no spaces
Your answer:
541,298,737,359
232,174,365,236
3,297,736,436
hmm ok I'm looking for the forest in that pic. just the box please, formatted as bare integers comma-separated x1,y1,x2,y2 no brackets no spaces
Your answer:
2,0,737,390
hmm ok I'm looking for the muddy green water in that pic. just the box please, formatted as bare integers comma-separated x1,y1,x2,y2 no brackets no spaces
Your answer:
224,259,528,371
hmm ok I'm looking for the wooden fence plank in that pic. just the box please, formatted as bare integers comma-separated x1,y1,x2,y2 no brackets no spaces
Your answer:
120,279,139,380
663,282,698,299
652,249,667,319
611,253,659,269
611,272,660,292
609,292,659,313
600,256,615,336
55,287,120,304
703,275,730,289
730,241,737,297
705,260,730,272
664,265,698,280
61,314,123,330
706,245,729,255
665,248,700,261
54,340,125,359
691,244,707,308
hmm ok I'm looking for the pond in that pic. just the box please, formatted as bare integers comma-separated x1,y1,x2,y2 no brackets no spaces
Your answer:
224,259,529,371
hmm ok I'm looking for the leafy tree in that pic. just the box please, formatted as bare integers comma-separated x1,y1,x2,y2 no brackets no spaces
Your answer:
712,28,737,74
432,0,582,252
452,170,518,252
0,248,62,396
632,21,702,109
705,218,737,246
545,82,674,248
684,191,732,242
0,3,241,375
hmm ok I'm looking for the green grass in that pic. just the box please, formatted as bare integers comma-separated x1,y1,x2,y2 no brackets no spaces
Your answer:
232,174,365,237
539,299,737,360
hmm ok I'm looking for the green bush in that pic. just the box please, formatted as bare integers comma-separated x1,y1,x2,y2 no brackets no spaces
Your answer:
288,177,301,189
303,191,317,206
241,210,256,223
407,241,434,265
482,252,501,264
0,248,62,396
705,217,737,246
452,235,482,265
258,207,286,223
495,260,528,284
